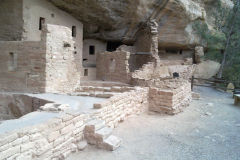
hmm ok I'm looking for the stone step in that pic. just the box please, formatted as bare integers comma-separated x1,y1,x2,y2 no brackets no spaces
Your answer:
95,92,115,98
84,119,105,133
98,135,122,151
80,81,130,87
95,127,113,141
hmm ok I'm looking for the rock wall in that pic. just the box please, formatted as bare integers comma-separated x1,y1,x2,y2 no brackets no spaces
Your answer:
44,24,81,93
149,80,192,114
48,0,233,48
0,40,46,93
0,0,24,41
194,60,221,79
0,88,148,160
0,24,81,93
96,51,131,83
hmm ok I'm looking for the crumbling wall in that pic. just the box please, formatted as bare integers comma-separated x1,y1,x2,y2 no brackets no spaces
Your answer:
0,24,81,93
0,0,24,41
0,88,148,159
44,24,81,93
96,51,131,83
128,54,153,72
22,0,83,76
148,80,192,114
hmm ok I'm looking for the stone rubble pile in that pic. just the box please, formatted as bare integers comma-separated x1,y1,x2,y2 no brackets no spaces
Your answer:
72,86,135,98
84,119,121,151
39,103,70,112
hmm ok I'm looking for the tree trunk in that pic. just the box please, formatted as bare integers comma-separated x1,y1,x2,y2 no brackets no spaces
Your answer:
217,0,239,78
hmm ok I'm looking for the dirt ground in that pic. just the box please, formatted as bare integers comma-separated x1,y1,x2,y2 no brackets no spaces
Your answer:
68,86,240,160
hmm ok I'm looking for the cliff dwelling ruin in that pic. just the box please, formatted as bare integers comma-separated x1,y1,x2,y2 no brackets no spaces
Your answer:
0,0,238,160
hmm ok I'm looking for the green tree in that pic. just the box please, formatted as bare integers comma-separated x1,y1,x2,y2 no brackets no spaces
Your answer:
193,0,240,86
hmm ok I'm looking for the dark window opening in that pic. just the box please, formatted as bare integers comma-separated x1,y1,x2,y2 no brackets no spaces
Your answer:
9,52,14,66
9,52,17,71
173,72,180,78
179,50,183,55
51,13,55,18
89,46,95,55
74,51,77,54
72,26,76,37
107,41,123,52
165,49,178,54
84,69,88,76
39,17,45,30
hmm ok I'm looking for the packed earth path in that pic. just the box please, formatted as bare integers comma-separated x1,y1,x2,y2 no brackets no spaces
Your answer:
68,86,240,160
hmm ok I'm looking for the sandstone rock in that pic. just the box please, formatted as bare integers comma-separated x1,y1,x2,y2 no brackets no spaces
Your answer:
77,141,88,151
192,92,200,100
48,0,233,48
93,103,102,109
195,46,204,63
194,60,221,79
226,83,234,93
95,127,113,141
99,135,122,151
40,103,70,112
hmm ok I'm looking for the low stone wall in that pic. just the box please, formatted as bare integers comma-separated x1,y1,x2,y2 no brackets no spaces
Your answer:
92,87,148,128
148,81,192,115
0,88,148,160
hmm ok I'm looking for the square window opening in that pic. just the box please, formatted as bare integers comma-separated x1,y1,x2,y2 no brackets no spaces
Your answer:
39,17,45,30
84,69,88,76
72,26,76,37
89,45,95,55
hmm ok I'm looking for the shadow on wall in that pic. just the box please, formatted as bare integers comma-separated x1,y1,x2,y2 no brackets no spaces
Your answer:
0,94,51,121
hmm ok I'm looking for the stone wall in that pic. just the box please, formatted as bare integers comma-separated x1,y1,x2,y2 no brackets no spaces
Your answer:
44,24,81,93
92,87,148,127
96,51,131,83
0,0,24,41
22,0,83,76
0,41,46,93
0,24,81,93
83,39,107,67
0,88,148,160
148,80,192,115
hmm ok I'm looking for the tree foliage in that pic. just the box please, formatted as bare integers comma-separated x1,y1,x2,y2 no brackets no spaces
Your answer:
193,0,240,87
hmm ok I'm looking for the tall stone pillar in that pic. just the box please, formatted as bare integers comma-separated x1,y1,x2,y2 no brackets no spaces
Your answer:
148,19,160,65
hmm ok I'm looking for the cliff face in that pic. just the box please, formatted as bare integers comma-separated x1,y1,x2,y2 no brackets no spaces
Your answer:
49,0,233,48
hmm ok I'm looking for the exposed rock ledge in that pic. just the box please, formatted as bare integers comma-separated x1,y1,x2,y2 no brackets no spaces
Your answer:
49,0,233,48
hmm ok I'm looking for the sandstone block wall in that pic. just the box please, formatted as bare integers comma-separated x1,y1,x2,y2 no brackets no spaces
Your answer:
0,24,81,93
92,87,148,128
148,81,192,114
83,39,107,67
0,41,46,92
0,0,24,41
96,51,131,83
0,88,148,159
44,24,81,93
